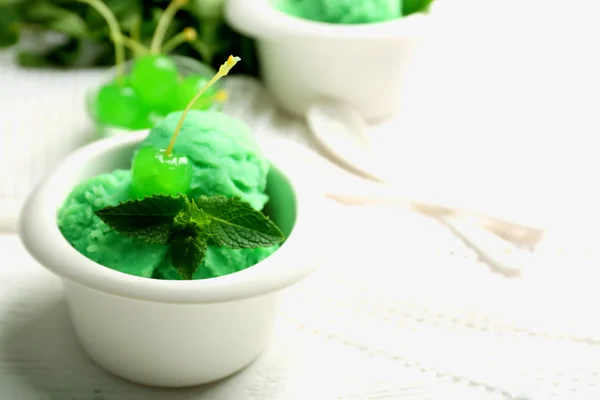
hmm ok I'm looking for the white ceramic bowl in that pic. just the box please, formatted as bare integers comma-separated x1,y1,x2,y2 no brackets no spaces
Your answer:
18,131,321,387
225,0,430,122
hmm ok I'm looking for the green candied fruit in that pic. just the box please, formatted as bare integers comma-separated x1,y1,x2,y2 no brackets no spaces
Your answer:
130,55,180,112
174,75,218,111
140,111,271,210
95,81,151,129
130,145,192,199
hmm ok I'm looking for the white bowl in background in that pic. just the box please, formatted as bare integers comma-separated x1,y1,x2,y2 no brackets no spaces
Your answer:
18,130,321,387
225,0,430,122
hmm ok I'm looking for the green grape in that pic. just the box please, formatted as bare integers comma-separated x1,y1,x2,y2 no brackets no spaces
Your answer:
130,55,180,112
130,145,192,199
95,81,149,129
174,75,218,111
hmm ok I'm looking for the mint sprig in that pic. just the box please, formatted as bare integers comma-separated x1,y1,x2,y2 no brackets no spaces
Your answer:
169,235,207,280
94,194,188,244
94,193,285,279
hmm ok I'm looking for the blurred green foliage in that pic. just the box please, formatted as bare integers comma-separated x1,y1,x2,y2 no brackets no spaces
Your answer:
402,0,436,16
0,0,435,75
0,0,260,77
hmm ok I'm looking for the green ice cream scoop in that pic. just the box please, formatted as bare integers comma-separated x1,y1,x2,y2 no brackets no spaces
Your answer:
276,0,402,24
58,54,277,280
139,110,270,210
57,169,168,278
57,169,277,280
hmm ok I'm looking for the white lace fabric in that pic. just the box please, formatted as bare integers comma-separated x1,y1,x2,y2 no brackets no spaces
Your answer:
1,50,600,399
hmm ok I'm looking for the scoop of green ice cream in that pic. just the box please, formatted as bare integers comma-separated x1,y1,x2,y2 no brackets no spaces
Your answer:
57,169,168,278
58,110,277,280
277,0,402,24
57,168,277,280
139,110,270,210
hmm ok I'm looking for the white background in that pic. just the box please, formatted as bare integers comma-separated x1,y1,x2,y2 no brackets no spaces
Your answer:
368,0,600,230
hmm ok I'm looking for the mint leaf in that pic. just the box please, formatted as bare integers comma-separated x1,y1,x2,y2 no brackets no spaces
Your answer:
170,203,206,242
166,202,211,279
0,5,20,48
94,193,283,280
169,234,207,280
195,195,285,249
188,199,212,227
181,199,212,228
403,0,435,15
94,194,189,244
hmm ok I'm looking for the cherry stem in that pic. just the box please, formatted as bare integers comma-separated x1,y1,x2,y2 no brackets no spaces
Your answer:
189,89,228,109
150,0,188,55
130,15,143,55
120,35,149,55
78,0,125,85
165,56,240,156
162,27,197,54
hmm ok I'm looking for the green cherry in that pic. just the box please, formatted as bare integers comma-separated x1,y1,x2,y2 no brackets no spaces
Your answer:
130,56,241,199
130,55,179,111
95,81,150,130
130,146,192,199
175,75,218,111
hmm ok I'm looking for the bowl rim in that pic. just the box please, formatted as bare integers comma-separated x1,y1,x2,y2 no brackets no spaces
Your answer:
225,0,431,40
18,130,322,305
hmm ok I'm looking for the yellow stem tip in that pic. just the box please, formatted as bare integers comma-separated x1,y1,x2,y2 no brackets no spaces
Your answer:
183,27,197,42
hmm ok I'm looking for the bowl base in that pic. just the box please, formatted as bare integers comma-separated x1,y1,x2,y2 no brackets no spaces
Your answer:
78,338,268,388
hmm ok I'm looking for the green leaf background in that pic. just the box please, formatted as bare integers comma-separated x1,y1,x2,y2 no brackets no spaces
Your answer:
0,0,260,77
0,0,433,74
402,0,435,16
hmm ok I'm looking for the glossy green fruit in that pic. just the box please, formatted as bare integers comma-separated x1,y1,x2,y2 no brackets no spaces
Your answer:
130,55,180,111
130,145,192,199
95,81,150,129
174,75,218,111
